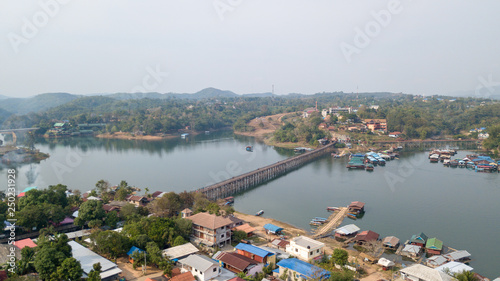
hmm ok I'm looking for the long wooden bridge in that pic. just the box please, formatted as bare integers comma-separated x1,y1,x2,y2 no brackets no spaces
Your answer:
198,143,336,200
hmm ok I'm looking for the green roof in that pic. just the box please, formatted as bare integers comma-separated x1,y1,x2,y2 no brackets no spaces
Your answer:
425,237,443,250
54,123,66,127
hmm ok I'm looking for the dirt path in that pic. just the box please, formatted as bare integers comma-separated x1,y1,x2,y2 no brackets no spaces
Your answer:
234,113,296,138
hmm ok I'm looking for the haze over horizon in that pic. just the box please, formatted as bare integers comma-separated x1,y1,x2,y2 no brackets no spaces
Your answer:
2,1,500,98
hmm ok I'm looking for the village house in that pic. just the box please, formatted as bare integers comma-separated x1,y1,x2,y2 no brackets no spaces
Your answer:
388,132,402,138
232,223,256,237
162,242,199,261
321,107,352,118
213,252,263,275
276,258,330,281
235,243,276,264
181,208,193,218
426,255,448,268
334,224,360,240
443,250,471,263
186,212,243,248
178,254,221,281
302,107,318,118
270,238,290,251
125,195,149,207
353,230,379,245
285,236,324,261
364,119,387,132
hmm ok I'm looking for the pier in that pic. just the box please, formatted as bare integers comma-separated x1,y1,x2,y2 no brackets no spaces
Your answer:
313,207,348,238
199,143,336,200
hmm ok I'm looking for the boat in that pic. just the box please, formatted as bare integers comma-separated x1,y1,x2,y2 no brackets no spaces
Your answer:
246,146,253,152
181,133,189,139
326,207,339,211
429,154,440,163
309,221,322,226
313,217,328,221
255,210,264,216
347,213,357,219
443,159,450,166
365,163,374,171
223,196,234,205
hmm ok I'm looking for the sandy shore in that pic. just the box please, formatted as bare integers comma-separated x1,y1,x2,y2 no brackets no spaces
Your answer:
234,211,308,238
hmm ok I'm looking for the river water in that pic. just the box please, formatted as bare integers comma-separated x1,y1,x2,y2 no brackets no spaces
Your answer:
1,131,498,277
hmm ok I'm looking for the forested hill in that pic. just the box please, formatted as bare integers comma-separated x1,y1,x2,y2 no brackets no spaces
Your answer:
0,92,80,115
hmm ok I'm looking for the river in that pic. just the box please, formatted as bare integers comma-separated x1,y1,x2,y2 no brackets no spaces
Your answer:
0,131,498,278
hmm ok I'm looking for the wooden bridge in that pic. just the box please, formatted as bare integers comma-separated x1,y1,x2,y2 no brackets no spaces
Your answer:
313,207,348,238
198,143,337,200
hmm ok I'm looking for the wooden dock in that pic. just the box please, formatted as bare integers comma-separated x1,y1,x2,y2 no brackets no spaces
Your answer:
313,207,348,238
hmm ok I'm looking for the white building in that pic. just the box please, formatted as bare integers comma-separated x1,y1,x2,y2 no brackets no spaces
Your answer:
321,107,352,118
285,236,324,261
179,254,221,281
400,264,454,281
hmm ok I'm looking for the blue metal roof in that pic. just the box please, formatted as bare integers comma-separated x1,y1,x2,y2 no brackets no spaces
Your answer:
277,258,330,280
235,243,274,258
127,246,144,256
263,223,283,233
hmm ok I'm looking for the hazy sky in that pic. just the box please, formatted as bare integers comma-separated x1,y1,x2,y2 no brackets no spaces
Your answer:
1,1,500,98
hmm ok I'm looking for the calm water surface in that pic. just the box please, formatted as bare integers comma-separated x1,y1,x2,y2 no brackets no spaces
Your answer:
1,132,498,277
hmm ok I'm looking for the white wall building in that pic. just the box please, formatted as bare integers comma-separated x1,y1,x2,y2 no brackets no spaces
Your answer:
285,236,324,261
179,254,221,281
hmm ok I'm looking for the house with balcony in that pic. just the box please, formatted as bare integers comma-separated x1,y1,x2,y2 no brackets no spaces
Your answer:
285,236,324,262
364,119,387,132
186,212,243,248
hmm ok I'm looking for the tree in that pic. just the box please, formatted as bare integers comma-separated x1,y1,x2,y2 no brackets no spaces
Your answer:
206,202,220,215
222,205,235,216
95,180,109,195
34,246,68,280
232,230,247,243
56,257,83,281
75,200,105,227
105,211,119,228
454,270,478,281
92,230,130,259
331,248,349,266
87,263,102,281
115,187,129,201
120,203,139,221
172,236,186,246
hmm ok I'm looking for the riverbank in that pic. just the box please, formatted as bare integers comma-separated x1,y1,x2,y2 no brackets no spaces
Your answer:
96,132,188,140
0,146,50,164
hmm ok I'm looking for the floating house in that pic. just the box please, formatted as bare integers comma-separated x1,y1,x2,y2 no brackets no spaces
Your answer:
382,236,400,248
426,255,448,268
348,201,365,213
425,238,443,255
443,250,471,262
401,244,422,258
410,232,428,247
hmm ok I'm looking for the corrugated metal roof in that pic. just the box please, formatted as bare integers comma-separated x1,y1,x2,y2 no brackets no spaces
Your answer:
69,241,122,279
127,246,144,256
179,254,219,272
402,244,421,254
426,238,443,250
290,236,324,249
277,258,329,279
427,255,447,267
410,232,428,243
399,264,454,281
382,236,400,247
335,224,360,235
436,262,473,274
162,243,199,260
235,243,274,258
443,250,471,261
263,224,283,233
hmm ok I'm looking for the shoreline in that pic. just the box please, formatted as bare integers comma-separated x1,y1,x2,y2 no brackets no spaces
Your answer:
96,131,197,141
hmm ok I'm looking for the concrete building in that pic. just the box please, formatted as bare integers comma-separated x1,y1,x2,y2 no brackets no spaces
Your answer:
285,236,324,261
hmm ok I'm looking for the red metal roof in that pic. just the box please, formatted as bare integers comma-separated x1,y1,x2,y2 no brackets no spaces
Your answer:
354,230,379,242
15,238,37,250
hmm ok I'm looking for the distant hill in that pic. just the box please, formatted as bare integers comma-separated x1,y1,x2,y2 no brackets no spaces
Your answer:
107,87,238,100
242,92,276,98
444,85,500,99
0,93,81,115
46,96,117,119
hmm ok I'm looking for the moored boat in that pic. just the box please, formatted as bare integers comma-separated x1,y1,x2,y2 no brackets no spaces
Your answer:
246,146,253,152
365,163,374,171
326,207,339,211
255,210,264,216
